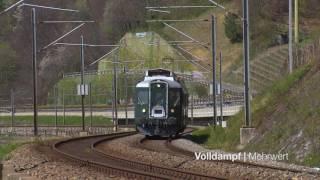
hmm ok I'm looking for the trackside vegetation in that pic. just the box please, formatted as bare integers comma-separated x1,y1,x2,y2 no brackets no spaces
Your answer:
0,142,21,160
191,64,313,165
0,116,112,126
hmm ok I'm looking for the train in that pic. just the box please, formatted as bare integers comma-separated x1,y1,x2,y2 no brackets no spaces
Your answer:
134,69,189,137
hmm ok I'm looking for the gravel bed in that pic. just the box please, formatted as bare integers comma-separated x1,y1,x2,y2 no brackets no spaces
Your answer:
98,134,187,168
97,134,320,179
4,143,126,180
173,138,320,173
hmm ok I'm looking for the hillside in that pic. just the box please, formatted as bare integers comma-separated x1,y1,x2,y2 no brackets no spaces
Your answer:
191,59,320,167
98,32,194,72
54,32,197,106
1,0,320,102
0,0,146,102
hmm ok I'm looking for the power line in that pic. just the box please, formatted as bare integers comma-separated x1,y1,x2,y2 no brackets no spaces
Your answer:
148,9,170,14
146,5,216,9
55,43,119,47
147,19,209,23
42,23,85,50
19,3,79,12
0,0,24,15
40,20,95,24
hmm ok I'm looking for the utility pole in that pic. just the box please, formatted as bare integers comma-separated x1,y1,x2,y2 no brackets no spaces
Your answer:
1,2,80,134
89,83,93,127
112,51,118,131
11,89,14,128
289,0,293,73
124,64,128,125
123,38,128,125
191,91,194,125
294,0,299,44
243,0,251,127
63,89,65,125
32,8,38,136
211,15,217,126
219,52,223,124
54,85,58,128
80,35,85,131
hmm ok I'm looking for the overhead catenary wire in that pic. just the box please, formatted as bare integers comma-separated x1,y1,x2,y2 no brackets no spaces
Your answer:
146,5,216,9
163,22,209,49
176,46,211,72
0,0,24,15
18,3,79,12
55,43,119,47
208,0,226,10
89,47,120,66
148,9,170,14
146,19,209,23
42,23,85,50
41,20,95,24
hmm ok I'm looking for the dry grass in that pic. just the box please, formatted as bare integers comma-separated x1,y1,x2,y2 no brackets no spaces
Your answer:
161,2,242,75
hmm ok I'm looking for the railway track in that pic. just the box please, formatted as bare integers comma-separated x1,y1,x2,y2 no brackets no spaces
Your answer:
54,131,226,180
137,127,195,157
140,135,320,177
165,143,320,176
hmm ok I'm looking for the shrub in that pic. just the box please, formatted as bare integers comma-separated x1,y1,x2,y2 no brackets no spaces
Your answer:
224,13,242,43
0,0,4,10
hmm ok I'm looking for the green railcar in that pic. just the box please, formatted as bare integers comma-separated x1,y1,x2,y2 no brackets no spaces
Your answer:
135,69,188,137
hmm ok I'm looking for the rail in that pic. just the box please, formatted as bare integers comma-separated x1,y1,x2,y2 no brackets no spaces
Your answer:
54,132,225,179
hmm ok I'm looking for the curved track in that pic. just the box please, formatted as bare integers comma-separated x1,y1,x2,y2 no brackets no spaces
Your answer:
54,131,226,180
137,127,195,158
139,135,320,176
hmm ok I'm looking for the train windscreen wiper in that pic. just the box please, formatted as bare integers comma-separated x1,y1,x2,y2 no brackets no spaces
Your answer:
138,97,144,105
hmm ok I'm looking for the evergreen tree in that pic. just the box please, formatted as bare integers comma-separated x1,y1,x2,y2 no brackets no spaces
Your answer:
0,0,4,10
224,13,242,43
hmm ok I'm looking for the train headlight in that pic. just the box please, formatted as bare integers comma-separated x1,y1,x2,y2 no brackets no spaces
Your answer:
157,84,161,88
171,109,175,113
142,108,146,113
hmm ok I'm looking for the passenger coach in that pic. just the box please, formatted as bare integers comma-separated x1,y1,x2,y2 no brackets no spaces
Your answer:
135,69,188,137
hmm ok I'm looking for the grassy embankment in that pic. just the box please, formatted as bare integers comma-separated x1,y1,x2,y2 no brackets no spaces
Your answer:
54,32,195,105
0,141,23,160
159,2,242,82
191,64,318,166
0,116,112,126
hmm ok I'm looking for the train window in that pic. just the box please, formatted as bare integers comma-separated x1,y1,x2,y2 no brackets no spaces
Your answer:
136,88,149,105
170,90,180,107
150,83,167,108
155,110,163,114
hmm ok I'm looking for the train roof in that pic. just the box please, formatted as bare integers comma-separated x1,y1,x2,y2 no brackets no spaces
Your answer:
146,69,176,78
136,69,181,88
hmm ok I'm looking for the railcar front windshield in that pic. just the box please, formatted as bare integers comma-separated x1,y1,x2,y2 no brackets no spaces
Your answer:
150,82,167,108
136,88,149,105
